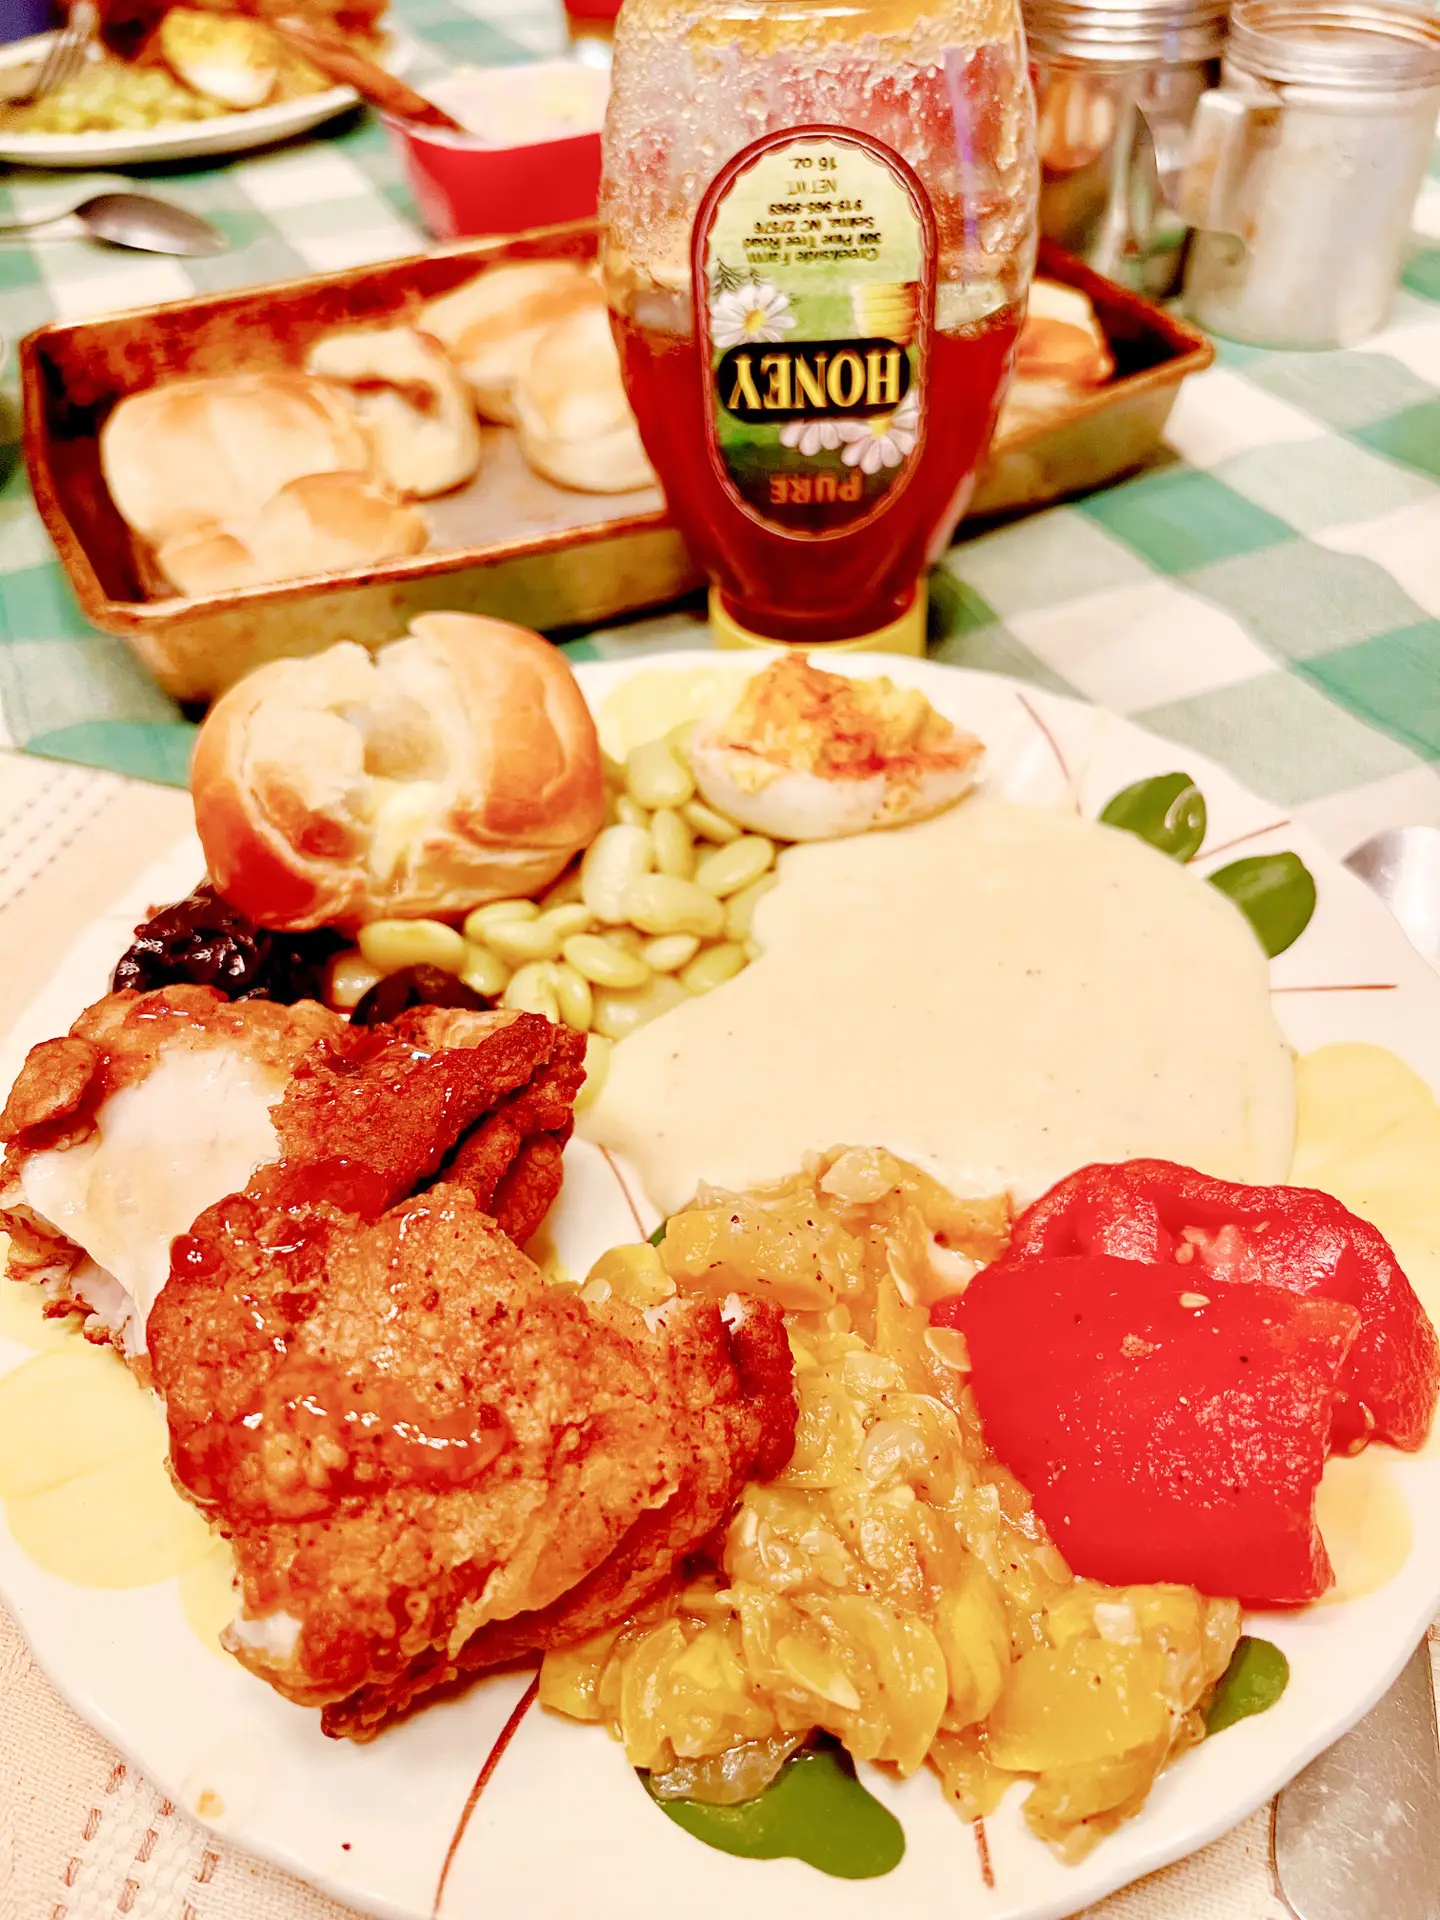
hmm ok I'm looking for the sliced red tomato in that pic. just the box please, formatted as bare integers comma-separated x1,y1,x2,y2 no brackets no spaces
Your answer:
941,1254,1361,1605
994,1160,1438,1453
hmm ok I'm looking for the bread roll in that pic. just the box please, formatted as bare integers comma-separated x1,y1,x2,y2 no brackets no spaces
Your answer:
250,471,430,575
155,524,260,596
101,373,370,545
154,472,429,597
994,376,1084,436
419,259,601,423
1015,280,1114,387
512,302,656,495
998,279,1115,438
192,614,606,931
305,325,482,499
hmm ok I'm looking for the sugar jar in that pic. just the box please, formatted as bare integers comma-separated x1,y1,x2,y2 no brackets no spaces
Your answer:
1180,0,1440,348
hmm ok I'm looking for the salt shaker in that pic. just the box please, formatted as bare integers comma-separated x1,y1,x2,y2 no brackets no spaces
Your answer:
1180,0,1440,348
1024,0,1230,298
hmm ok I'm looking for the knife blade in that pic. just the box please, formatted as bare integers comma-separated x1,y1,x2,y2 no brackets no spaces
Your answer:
1272,1637,1440,1920
1272,833,1440,1918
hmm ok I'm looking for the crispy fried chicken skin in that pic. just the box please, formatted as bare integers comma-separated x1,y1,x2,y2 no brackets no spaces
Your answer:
150,1175,795,1738
254,999,586,1246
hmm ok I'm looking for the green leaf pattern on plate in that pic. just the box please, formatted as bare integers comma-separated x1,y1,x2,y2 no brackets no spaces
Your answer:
642,1743,905,1879
1205,1636,1291,1735
1100,772,1208,863
1098,775,1317,955
1208,853,1318,959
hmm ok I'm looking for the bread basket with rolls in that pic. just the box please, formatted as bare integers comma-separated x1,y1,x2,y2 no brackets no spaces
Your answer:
21,228,1210,705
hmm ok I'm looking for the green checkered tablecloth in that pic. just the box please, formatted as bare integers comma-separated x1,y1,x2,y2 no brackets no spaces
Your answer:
1,10,1439,859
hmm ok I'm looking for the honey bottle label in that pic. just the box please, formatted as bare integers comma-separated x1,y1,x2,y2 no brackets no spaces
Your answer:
694,127,936,538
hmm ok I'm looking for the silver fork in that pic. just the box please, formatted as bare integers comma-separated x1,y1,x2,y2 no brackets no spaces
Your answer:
8,0,99,107
1270,832,1440,1920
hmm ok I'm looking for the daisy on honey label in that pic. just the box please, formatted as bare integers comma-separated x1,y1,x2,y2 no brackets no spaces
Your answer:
694,128,936,538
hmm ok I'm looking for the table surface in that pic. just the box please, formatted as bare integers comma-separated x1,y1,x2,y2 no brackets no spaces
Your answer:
0,1,1437,838
2,8,1440,1917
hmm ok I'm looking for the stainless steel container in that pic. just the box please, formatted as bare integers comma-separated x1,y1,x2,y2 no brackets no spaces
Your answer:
1179,0,1440,348
1025,0,1230,298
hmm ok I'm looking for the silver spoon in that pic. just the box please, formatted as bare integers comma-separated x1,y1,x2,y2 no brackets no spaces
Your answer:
0,191,227,257
1273,1640,1440,1920
1342,824,1440,969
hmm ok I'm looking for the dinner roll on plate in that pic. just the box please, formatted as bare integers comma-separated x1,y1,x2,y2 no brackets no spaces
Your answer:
512,302,657,495
419,258,601,423
305,325,482,499
192,613,606,931
155,472,429,596
101,373,370,545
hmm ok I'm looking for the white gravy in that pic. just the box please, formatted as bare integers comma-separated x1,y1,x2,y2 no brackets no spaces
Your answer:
582,799,1296,1214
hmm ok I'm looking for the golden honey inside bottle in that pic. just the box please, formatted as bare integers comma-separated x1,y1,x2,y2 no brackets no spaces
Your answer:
602,0,1038,650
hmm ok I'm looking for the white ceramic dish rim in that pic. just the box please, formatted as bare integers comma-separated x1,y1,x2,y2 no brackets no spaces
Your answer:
408,58,606,152
0,654,1436,1920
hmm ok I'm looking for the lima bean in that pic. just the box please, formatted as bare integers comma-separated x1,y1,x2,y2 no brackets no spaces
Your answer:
503,961,562,1022
563,934,652,991
680,942,747,994
682,800,742,844
640,933,701,973
623,874,726,939
358,919,468,975
626,738,695,811
460,943,510,999
651,808,696,880
694,834,776,899
592,975,690,1041
581,824,654,924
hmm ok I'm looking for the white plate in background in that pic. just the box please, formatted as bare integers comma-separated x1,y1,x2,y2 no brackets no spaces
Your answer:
0,30,413,167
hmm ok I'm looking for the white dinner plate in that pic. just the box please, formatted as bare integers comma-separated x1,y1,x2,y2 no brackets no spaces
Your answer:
1,655,1438,1920
0,30,409,167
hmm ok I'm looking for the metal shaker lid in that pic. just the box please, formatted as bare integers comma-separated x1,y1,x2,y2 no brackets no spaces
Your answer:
1023,0,1230,65
1224,0,1440,88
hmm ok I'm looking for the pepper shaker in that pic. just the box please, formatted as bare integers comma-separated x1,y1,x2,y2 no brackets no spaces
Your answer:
1024,0,1230,298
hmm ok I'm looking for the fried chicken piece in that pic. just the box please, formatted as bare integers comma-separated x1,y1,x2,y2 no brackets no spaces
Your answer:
0,987,581,1359
97,0,389,65
0,987,339,1358
327,1281,797,1739
259,1000,585,1244
149,1177,797,1738
5,981,796,1736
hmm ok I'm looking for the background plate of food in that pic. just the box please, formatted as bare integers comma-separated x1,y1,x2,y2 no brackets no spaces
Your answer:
0,0,405,166
0,640,1437,1920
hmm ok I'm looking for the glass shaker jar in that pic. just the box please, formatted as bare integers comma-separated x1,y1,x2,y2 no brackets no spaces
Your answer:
1025,0,1230,299
600,0,1037,653
1180,0,1440,349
